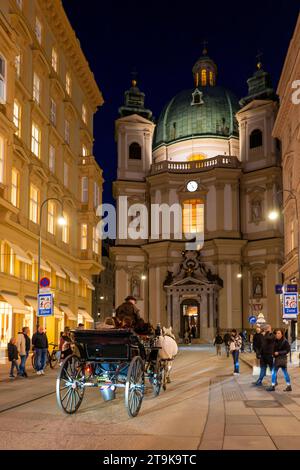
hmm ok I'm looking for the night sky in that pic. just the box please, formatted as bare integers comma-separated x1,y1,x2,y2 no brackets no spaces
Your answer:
63,0,299,205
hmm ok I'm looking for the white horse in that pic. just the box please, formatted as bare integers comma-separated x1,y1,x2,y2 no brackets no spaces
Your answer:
156,326,178,389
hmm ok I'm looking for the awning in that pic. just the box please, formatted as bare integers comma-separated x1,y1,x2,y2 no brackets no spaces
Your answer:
80,275,95,291
25,296,38,312
0,292,29,313
78,308,94,323
46,260,66,279
5,241,32,265
27,252,51,272
62,268,79,284
54,306,64,319
59,304,77,321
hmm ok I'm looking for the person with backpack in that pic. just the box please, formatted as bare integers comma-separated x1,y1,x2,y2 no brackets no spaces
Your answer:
16,326,31,377
213,332,223,356
8,338,20,379
230,329,242,375
266,329,292,392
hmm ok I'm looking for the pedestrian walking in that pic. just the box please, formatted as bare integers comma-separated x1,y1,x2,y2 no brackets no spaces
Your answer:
249,332,254,352
16,326,31,377
253,324,275,386
230,329,242,375
8,338,20,379
59,326,73,364
213,332,223,356
266,329,292,392
32,326,48,375
223,332,231,357
253,326,263,365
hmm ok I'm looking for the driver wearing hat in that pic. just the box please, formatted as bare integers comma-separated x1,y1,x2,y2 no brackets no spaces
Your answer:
115,296,141,328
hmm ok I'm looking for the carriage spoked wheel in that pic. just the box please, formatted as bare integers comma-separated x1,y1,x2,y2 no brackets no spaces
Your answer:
56,354,85,414
125,356,145,418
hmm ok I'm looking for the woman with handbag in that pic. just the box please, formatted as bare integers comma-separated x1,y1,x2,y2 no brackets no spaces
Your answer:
229,329,242,375
266,329,292,392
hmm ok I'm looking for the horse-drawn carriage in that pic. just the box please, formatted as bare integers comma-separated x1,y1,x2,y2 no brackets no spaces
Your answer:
56,327,169,418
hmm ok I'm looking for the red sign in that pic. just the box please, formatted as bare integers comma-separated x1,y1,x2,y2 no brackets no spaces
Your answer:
40,277,50,288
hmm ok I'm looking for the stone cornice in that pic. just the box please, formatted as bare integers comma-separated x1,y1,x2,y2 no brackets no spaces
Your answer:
39,0,103,111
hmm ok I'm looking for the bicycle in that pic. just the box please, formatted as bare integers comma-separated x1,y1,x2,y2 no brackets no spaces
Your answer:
31,342,59,370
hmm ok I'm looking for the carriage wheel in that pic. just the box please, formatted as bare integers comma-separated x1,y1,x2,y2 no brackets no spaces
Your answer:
56,354,85,414
125,356,145,418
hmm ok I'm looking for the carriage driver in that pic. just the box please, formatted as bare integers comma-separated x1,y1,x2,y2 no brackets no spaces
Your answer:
115,296,141,328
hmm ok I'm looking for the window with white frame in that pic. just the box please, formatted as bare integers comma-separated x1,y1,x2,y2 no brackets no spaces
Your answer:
0,135,4,183
51,47,58,72
64,162,69,187
29,184,39,223
82,104,87,124
50,98,56,126
81,224,87,250
82,144,88,157
62,212,69,243
11,167,19,207
33,73,41,104
94,182,100,208
49,145,55,173
64,119,70,144
0,55,6,103
66,72,71,95
81,177,88,203
35,17,42,44
13,100,21,137
93,226,98,254
15,54,21,78
31,122,41,158
48,201,55,234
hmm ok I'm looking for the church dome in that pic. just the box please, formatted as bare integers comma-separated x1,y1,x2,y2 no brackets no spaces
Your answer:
153,49,240,150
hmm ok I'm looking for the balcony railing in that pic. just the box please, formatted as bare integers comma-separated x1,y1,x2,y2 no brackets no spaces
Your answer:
150,155,241,175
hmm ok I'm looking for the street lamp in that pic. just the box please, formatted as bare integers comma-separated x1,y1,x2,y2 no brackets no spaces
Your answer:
37,198,65,329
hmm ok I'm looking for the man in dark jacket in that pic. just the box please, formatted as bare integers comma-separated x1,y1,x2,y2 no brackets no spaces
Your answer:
254,324,275,386
115,296,141,328
253,326,263,359
32,326,48,375
8,338,19,379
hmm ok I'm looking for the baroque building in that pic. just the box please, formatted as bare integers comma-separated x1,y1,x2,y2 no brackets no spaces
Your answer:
0,0,103,354
112,47,284,341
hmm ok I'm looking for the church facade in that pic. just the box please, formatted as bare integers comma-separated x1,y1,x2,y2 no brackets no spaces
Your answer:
111,50,284,341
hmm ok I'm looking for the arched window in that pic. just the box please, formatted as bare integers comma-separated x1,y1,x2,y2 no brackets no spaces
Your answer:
129,142,141,160
201,69,207,86
250,129,263,149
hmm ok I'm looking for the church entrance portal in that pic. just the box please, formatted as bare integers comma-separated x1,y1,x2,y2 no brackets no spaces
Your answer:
181,299,200,339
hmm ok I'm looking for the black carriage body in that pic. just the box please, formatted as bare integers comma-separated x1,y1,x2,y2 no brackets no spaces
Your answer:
72,328,140,362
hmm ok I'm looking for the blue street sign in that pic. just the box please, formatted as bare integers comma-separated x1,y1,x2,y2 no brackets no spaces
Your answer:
37,293,54,317
286,284,298,293
283,292,298,319
248,316,257,324
275,284,283,294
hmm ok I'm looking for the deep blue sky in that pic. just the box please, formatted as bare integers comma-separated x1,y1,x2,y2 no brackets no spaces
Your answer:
63,0,299,205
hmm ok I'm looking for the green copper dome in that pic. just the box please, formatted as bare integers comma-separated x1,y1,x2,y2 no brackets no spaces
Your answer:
153,86,240,149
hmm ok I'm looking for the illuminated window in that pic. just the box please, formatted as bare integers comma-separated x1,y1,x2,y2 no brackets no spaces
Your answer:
82,144,88,157
209,71,214,86
0,135,4,183
13,100,21,137
9,247,14,275
11,168,19,207
201,69,207,86
51,47,58,72
62,212,69,243
15,54,21,78
65,72,71,95
31,122,41,158
82,104,87,124
81,177,88,203
50,98,56,126
81,224,87,250
35,17,42,44
64,119,70,144
93,227,98,254
29,184,39,223
49,145,55,173
64,162,68,187
0,55,6,103
33,73,41,104
183,199,204,236
47,201,55,234
94,182,100,208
